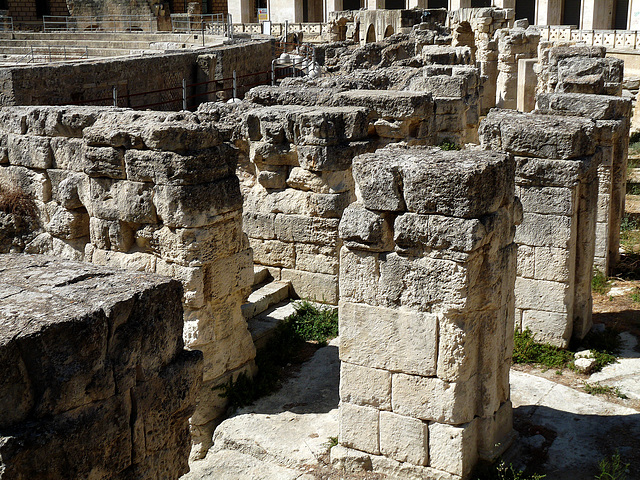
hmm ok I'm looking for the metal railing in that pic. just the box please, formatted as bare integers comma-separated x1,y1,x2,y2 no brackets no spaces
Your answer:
539,25,640,51
0,15,13,32
17,45,89,63
170,13,233,38
43,15,157,33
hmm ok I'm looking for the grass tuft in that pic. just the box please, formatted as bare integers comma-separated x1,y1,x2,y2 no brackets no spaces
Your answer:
473,460,546,480
513,328,574,370
0,184,37,218
286,300,338,346
583,382,628,399
592,269,611,295
438,139,462,151
595,452,630,480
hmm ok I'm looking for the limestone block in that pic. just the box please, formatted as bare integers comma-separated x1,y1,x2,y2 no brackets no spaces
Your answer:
147,217,246,266
514,156,584,187
476,401,514,462
82,145,125,179
339,247,380,305
533,246,572,282
339,202,394,252
437,312,480,383
197,331,256,383
428,421,478,477
516,244,535,278
521,309,571,347
88,247,157,273
296,142,370,172
379,411,428,466
7,134,52,169
52,172,89,210
339,362,391,410
155,259,206,309
274,214,340,246
90,218,134,252
423,75,469,98
23,232,86,261
517,186,575,215
515,277,571,315
339,301,437,377
391,373,476,425
479,110,595,159
431,114,465,133
183,294,249,348
332,89,433,121
256,166,287,190
153,176,242,228
0,165,51,202
394,212,489,254
434,98,465,116
351,153,407,212
295,243,339,275
339,402,380,455
243,211,276,240
243,106,297,143
89,178,156,223
536,92,632,121
250,141,298,166
249,237,295,268
46,205,89,240
50,137,85,171
140,120,220,152
291,107,369,145
281,269,338,304
125,146,236,185
286,167,353,194
207,248,254,303
515,212,573,248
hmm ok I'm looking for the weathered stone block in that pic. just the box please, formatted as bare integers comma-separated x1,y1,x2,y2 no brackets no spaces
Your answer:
0,165,51,202
83,145,125,179
281,268,338,304
514,277,571,314
521,309,571,347
89,178,156,223
379,411,428,466
339,301,437,377
339,247,380,305
297,142,370,172
340,362,391,410
7,134,52,169
274,214,340,246
339,402,380,455
514,212,573,248
249,237,295,268
428,421,478,477
206,248,254,304
286,167,353,194
295,243,339,275
339,202,394,252
517,186,575,215
46,205,89,240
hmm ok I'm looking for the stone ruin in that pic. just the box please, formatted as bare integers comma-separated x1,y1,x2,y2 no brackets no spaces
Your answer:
0,8,634,479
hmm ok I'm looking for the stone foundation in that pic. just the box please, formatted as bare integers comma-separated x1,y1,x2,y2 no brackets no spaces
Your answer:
332,144,518,479
480,109,601,347
0,254,202,479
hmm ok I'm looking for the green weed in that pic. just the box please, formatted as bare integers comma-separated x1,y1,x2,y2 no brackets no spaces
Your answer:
592,269,611,295
583,382,628,399
473,460,546,480
631,287,640,303
513,328,574,370
595,452,630,480
324,436,339,450
438,139,462,151
286,300,338,346
579,327,620,371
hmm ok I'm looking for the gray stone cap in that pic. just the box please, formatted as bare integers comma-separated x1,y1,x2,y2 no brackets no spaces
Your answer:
332,89,434,119
0,254,181,346
352,145,513,218
536,92,632,120
244,86,341,107
479,109,596,160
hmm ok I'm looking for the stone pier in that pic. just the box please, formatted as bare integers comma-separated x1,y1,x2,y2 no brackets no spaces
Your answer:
480,110,601,347
536,93,632,275
332,145,518,479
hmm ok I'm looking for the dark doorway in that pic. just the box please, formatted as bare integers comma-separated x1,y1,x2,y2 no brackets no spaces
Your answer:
615,0,629,29
385,0,405,9
384,25,394,37
35,0,50,17
516,0,536,24
563,0,581,26
303,0,308,22
470,0,491,7
429,0,448,7
344,0,360,9
366,24,375,43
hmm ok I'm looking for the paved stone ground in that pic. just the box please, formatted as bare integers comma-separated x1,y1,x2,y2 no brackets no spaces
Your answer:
182,334,640,480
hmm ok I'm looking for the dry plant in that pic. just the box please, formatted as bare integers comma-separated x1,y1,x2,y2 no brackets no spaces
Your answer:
0,183,37,218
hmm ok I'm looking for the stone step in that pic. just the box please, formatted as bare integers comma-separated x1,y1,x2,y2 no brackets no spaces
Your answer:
628,167,640,184
252,265,270,287
241,280,291,321
247,301,297,350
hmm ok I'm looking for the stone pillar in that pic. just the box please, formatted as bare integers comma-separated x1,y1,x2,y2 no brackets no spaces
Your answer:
332,145,518,479
228,0,252,23
581,0,614,29
535,0,563,25
480,110,601,347
535,93,632,275
517,58,537,112
495,27,539,110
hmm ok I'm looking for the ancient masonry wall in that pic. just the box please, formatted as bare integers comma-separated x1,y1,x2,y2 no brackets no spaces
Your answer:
0,106,255,456
0,254,202,479
332,145,518,479
495,26,539,110
480,110,601,347
450,7,513,115
0,40,272,109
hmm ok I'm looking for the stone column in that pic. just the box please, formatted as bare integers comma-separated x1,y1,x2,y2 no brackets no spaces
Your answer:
480,110,601,347
535,0,563,25
495,27,539,110
517,58,537,112
332,145,518,479
580,0,614,29
227,0,252,23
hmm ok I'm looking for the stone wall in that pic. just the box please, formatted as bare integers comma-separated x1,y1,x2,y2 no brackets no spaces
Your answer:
0,105,255,457
0,254,202,479
0,40,272,109
495,26,539,110
332,144,518,479
480,109,601,347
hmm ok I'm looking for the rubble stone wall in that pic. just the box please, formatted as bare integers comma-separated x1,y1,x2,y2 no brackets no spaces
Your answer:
0,254,202,479
480,109,601,347
0,105,255,456
332,145,518,479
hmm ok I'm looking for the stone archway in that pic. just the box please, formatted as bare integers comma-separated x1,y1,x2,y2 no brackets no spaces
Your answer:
366,23,376,43
383,24,394,38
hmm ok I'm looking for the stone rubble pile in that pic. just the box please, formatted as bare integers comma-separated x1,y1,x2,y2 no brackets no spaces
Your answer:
0,254,202,479
332,144,519,479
